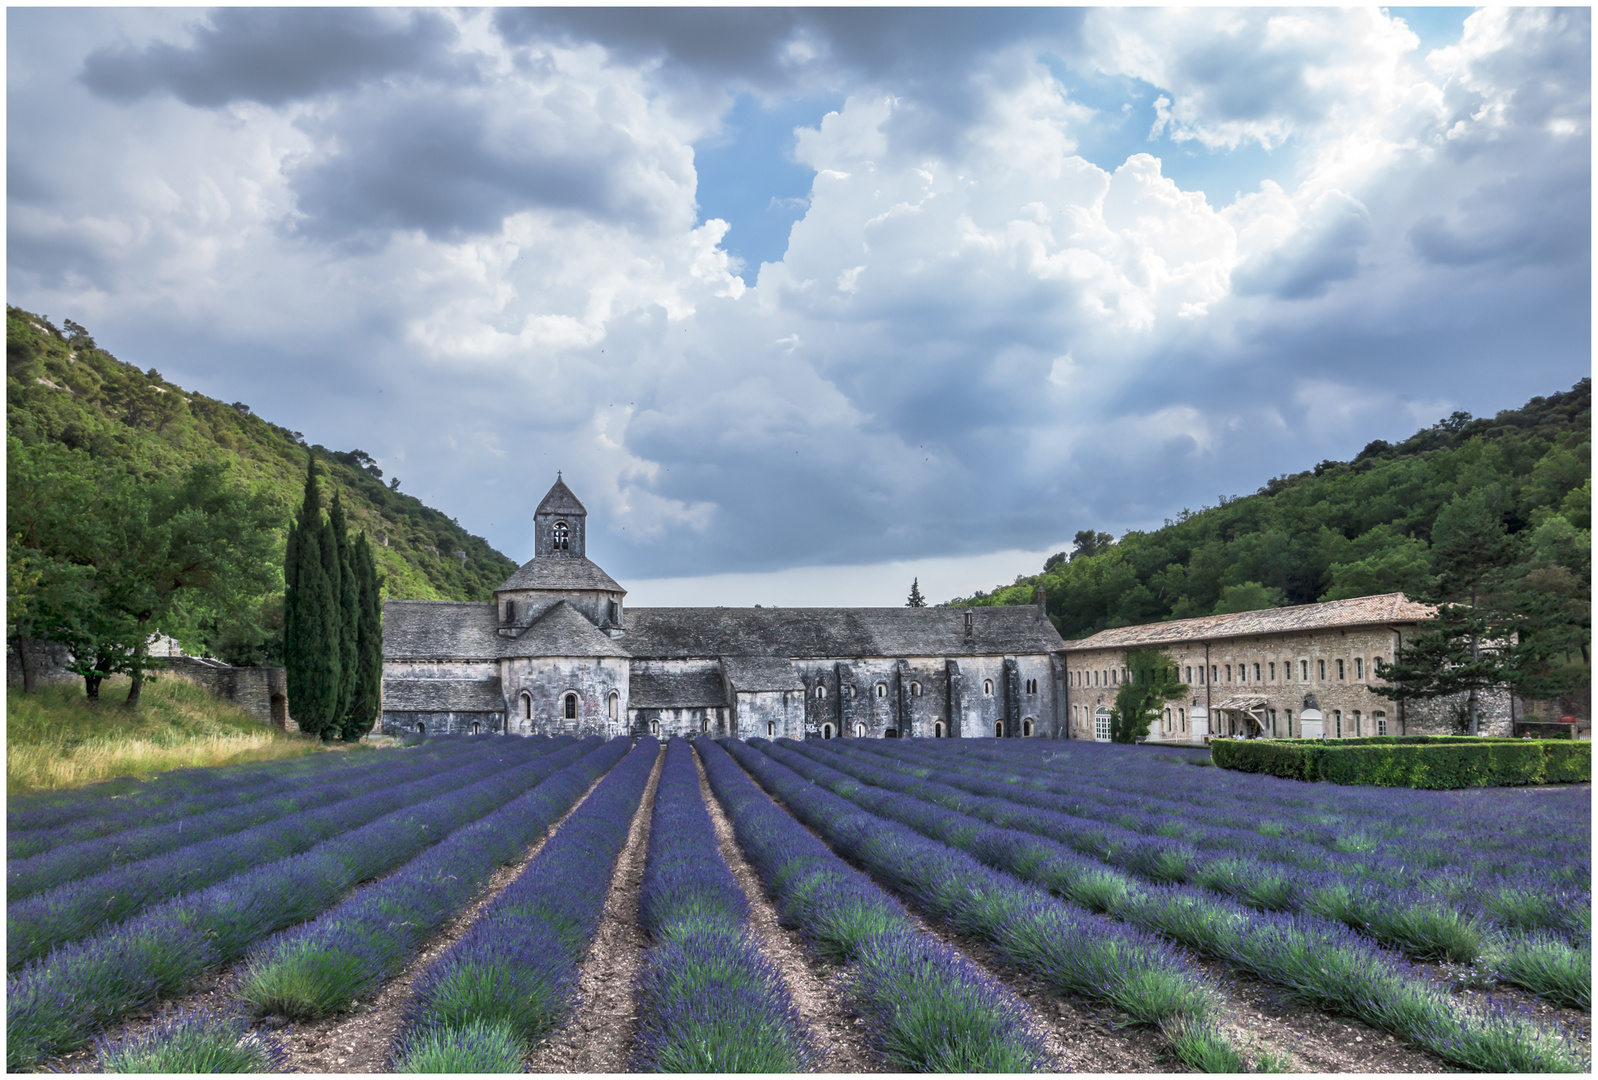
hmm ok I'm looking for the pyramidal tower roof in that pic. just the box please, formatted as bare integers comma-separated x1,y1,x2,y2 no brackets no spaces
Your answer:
536,473,586,516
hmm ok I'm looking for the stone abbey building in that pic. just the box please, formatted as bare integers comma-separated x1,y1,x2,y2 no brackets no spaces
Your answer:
381,478,1068,740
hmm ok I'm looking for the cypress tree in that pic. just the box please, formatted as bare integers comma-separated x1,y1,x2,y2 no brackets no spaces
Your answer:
284,453,340,739
343,531,384,741
328,491,358,729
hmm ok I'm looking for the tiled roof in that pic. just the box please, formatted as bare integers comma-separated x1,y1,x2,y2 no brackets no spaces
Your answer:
536,476,586,515
496,556,624,594
513,600,631,658
382,678,504,712
1063,593,1435,652
623,606,1063,659
628,666,727,708
383,600,504,660
721,656,804,692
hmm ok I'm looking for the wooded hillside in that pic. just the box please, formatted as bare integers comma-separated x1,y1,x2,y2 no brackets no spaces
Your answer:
957,379,1591,641
7,306,517,662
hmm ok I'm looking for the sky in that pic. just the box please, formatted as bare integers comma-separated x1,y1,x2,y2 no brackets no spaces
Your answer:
7,7,1591,607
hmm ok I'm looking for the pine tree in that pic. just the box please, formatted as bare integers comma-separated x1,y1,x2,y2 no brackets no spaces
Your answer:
283,453,341,739
907,578,927,607
343,531,384,741
328,491,358,729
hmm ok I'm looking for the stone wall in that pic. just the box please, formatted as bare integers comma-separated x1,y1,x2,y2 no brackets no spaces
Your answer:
166,657,296,730
6,638,77,687
502,655,629,738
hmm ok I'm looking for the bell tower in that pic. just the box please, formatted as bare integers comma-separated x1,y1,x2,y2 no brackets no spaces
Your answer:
534,473,586,558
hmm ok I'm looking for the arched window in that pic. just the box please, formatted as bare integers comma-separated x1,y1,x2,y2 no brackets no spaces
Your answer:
934,720,945,738
472,721,482,735
816,684,827,699
876,683,887,698
910,681,922,697
552,520,570,551
855,722,866,738
522,693,532,720
994,721,1004,738
822,723,835,739
1022,718,1033,737
505,599,517,623
1355,657,1364,680
608,691,619,720
767,721,775,737
650,719,660,736
564,693,578,720
416,722,426,735
702,716,710,733
983,679,994,695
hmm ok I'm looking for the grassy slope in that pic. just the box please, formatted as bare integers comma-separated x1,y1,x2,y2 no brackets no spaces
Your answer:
958,379,1591,638
6,306,519,606
6,677,331,793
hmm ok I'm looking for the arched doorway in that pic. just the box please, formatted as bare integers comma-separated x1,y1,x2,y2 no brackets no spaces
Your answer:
416,722,426,736
471,721,482,735
1094,707,1112,742
994,721,1004,738
933,721,945,738
821,723,835,739
855,722,866,738
1022,718,1033,737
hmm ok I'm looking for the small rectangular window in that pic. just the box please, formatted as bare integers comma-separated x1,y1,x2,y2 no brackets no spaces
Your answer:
1353,709,1361,736
1185,666,1192,683
1334,710,1342,737
1211,665,1218,683
1337,659,1345,680
1355,657,1364,680
1376,712,1387,736
1253,663,1261,682
1269,662,1276,680
1318,659,1326,680
1301,659,1309,680
1226,664,1232,682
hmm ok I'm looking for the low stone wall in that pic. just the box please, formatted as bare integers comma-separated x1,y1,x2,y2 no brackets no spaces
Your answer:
6,638,77,687
166,657,295,731
381,709,505,736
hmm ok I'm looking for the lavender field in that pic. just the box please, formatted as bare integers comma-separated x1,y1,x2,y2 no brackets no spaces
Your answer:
7,735,1590,1073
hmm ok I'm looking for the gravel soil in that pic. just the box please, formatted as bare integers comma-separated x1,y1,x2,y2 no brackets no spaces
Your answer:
524,743,664,1073
691,743,886,1072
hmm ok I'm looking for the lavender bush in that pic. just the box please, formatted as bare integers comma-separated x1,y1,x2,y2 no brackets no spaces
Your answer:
632,738,809,1072
392,737,660,1071
93,1006,288,1073
237,736,630,1018
701,738,1055,1073
771,738,1585,1073
7,735,566,970
5,737,597,1070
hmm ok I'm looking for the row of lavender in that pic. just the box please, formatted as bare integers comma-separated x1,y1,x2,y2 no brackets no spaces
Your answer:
633,738,811,1070
9,736,509,899
699,737,1067,1070
716,738,1250,1070
5,736,588,1070
765,738,1585,1072
840,738,1591,1005
390,737,661,1070
7,740,376,845
8,736,569,971
936,738,1589,888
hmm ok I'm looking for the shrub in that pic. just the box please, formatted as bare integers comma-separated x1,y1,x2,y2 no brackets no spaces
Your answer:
1214,738,1581,788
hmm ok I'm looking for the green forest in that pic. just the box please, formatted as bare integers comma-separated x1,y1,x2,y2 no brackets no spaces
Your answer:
956,378,1591,646
7,306,517,667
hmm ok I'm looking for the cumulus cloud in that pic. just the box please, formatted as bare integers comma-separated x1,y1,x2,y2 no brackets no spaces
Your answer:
7,7,1589,588
81,8,460,107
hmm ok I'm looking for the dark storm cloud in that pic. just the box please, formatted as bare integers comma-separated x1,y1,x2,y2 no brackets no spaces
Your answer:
286,89,681,244
80,8,460,107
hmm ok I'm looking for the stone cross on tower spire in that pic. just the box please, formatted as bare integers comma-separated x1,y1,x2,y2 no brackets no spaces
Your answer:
534,474,587,558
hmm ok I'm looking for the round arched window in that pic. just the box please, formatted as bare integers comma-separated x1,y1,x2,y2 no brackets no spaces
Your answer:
934,721,945,738
522,693,532,720
855,723,866,738
910,681,922,697
1022,718,1034,737
994,720,1004,737
983,679,994,695
876,683,887,698
816,684,827,699
552,521,570,551
564,693,578,720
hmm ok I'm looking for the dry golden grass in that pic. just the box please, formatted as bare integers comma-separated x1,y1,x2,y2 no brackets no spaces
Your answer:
7,674,326,794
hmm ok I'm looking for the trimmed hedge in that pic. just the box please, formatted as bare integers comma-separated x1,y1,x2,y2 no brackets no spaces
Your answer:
1212,738,1590,789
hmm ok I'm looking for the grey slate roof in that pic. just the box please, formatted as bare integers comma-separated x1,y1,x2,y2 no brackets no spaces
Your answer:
537,476,586,516
496,556,625,594
1064,593,1435,652
721,656,804,692
383,678,504,712
628,667,728,708
623,606,1063,659
384,600,503,660
513,600,631,658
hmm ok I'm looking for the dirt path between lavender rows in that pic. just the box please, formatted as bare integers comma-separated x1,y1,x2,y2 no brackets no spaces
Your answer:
691,743,886,1072
524,743,664,1072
